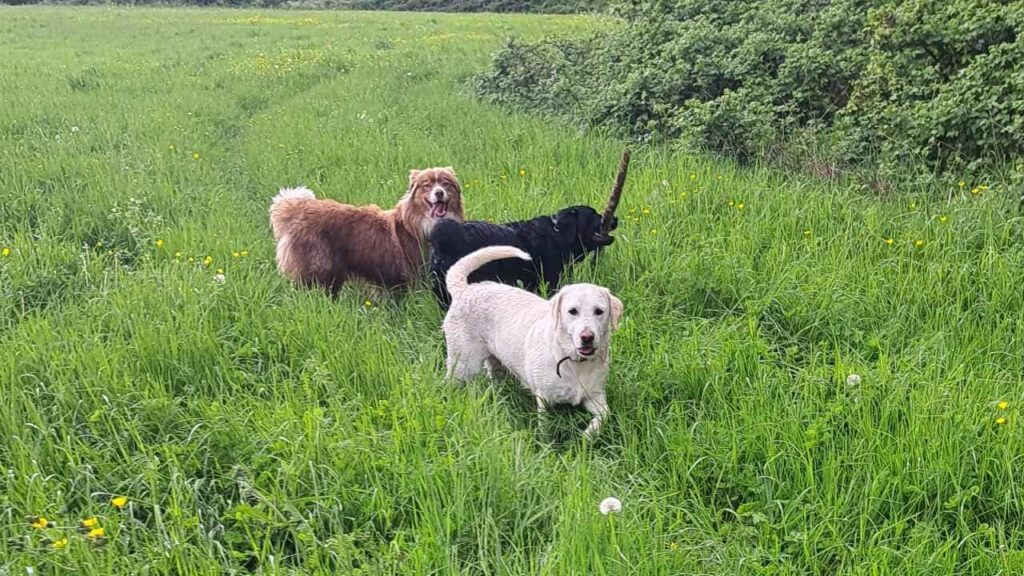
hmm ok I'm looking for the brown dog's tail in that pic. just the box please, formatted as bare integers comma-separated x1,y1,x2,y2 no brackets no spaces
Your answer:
446,246,530,301
269,186,316,239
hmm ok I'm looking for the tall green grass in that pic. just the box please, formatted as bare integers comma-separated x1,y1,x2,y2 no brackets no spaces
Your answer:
1,6,1023,574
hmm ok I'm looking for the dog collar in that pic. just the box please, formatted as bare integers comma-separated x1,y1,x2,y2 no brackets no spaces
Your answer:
556,355,588,378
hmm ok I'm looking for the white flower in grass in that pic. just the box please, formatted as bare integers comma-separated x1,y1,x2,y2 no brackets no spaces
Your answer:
846,373,861,387
599,496,622,515
213,273,226,284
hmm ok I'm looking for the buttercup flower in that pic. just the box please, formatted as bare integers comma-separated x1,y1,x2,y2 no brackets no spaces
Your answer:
232,251,240,258
111,496,128,509
803,230,812,238
203,256,213,267
996,417,1007,426
598,497,622,515
52,538,68,550
998,400,1009,410
915,240,925,248
240,250,249,257
193,152,200,161
885,238,894,245
80,517,98,529
519,169,526,177
87,527,105,539
1,247,9,257
736,202,745,210
364,299,374,308
29,517,50,530
727,200,735,207
155,239,164,248
174,252,182,259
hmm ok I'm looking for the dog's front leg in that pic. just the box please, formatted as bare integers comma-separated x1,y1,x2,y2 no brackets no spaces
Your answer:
582,396,609,439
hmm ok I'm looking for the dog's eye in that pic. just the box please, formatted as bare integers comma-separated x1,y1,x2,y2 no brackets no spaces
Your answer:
594,308,604,316
568,307,578,316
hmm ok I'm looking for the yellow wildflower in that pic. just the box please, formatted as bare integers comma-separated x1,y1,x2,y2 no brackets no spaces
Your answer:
996,417,1007,426
1,247,9,257
803,229,812,238
669,541,679,551
915,240,925,248
187,257,194,263
998,400,1009,410
52,538,68,550
737,203,745,210
938,215,948,223
958,181,965,188
29,516,50,530
364,299,374,308
203,256,213,267
80,517,99,528
88,527,106,539
169,144,175,151
690,173,697,180
642,207,651,215
727,200,735,207
971,187,980,196
909,202,917,209
216,268,224,274
240,250,249,257
155,239,164,248
885,238,894,245
651,228,658,235
232,251,240,258
193,152,200,161
111,496,128,509
519,169,526,177
174,252,182,259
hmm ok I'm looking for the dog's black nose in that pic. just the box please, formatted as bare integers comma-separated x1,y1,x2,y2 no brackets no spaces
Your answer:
581,332,594,345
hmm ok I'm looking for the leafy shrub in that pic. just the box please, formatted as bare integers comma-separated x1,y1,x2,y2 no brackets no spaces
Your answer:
476,0,1024,173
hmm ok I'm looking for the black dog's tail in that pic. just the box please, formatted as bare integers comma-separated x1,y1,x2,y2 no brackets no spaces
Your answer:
446,246,531,301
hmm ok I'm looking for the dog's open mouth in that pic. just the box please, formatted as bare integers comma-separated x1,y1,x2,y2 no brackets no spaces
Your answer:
591,232,615,246
430,201,448,219
577,346,596,358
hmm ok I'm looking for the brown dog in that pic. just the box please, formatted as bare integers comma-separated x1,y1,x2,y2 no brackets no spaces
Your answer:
270,167,464,292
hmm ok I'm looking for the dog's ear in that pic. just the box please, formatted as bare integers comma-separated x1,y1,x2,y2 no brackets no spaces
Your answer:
550,291,564,329
404,169,421,198
607,290,623,331
443,166,456,176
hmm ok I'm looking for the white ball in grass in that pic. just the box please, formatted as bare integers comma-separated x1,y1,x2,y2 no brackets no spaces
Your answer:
846,373,862,387
599,497,622,515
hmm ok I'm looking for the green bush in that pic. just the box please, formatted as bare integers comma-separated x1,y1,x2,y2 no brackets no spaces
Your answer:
476,0,1024,173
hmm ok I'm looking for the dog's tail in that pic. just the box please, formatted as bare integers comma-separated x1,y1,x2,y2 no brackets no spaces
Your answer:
272,186,316,208
269,186,316,240
446,246,530,300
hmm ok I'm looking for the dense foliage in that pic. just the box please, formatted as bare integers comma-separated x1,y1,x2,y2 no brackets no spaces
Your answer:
477,0,1024,174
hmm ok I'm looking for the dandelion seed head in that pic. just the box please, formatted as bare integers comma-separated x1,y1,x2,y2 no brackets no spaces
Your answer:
599,496,622,515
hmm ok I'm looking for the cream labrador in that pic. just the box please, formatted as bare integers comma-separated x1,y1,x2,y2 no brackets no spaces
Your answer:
443,245,623,437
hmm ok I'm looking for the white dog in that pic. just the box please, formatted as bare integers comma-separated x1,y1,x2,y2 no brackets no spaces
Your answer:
443,245,623,437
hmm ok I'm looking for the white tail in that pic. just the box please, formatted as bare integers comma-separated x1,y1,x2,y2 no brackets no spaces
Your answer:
446,246,530,300
271,186,315,208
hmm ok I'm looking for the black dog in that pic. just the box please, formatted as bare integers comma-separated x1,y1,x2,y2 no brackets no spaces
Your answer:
428,205,618,308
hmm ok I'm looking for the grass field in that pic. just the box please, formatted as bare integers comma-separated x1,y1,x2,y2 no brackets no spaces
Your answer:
2,6,1024,574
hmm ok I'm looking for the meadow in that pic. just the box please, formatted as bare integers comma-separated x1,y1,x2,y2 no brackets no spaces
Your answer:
1,6,1024,574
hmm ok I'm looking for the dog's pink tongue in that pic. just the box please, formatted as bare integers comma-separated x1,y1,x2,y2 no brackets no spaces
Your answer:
431,203,447,218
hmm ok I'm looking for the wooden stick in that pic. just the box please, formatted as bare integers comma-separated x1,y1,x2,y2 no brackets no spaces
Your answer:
601,148,631,233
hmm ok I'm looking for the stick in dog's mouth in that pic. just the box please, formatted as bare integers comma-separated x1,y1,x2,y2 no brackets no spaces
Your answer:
599,148,631,236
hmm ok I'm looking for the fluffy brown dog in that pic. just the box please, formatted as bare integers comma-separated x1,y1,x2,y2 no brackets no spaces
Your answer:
270,167,464,292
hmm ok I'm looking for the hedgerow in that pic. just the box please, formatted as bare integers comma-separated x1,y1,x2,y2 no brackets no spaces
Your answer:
476,0,1024,175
